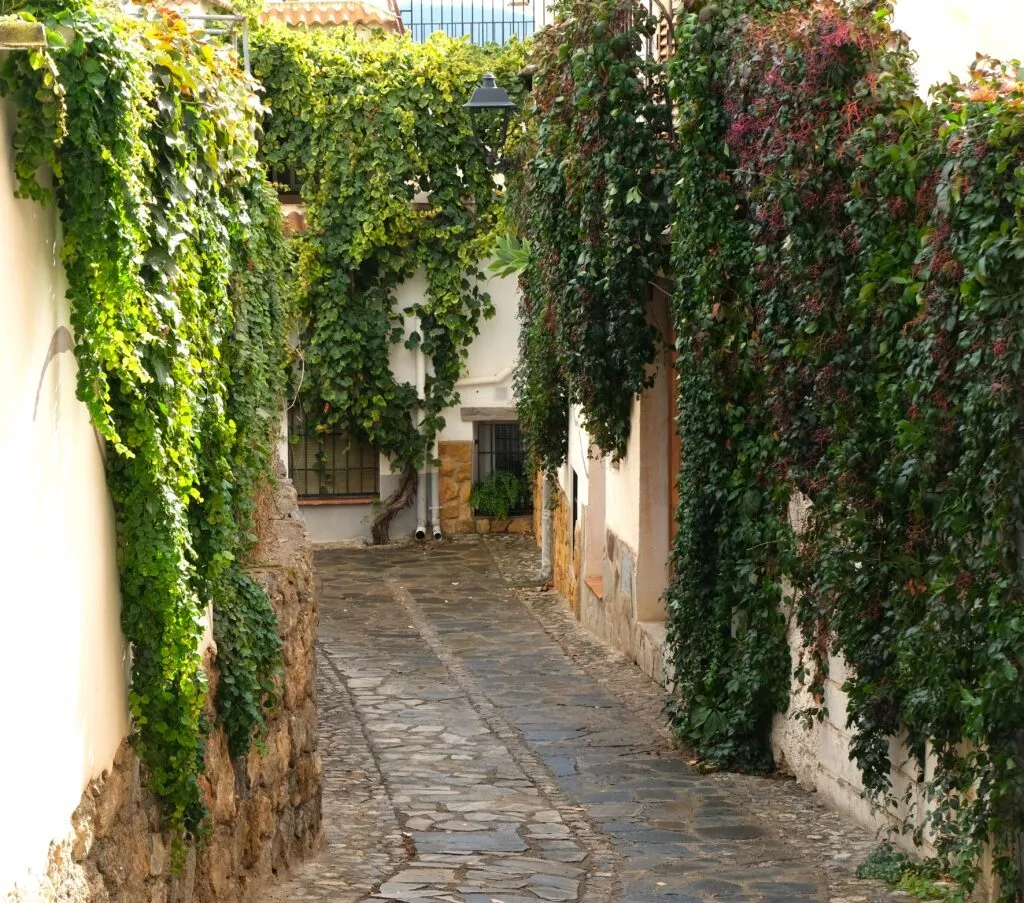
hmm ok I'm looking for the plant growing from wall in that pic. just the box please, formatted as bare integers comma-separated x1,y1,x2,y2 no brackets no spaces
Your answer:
508,0,674,464
252,26,527,542
2,2,292,846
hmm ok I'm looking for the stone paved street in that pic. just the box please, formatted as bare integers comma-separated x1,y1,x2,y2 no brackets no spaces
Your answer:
259,537,911,903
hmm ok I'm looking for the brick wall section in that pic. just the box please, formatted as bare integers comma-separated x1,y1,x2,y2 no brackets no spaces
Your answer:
438,440,474,535
25,476,322,903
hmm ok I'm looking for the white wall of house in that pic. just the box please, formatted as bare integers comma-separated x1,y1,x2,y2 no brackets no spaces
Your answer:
0,97,130,896
298,259,522,544
893,0,1024,94
554,288,675,684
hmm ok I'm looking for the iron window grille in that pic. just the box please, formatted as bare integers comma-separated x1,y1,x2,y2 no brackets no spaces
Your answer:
288,408,379,499
475,421,533,516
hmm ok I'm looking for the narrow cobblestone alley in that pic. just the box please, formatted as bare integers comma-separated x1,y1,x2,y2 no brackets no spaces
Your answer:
259,537,910,903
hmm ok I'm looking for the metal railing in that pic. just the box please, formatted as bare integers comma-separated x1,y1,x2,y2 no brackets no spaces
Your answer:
398,0,546,45
398,0,675,56
122,6,251,73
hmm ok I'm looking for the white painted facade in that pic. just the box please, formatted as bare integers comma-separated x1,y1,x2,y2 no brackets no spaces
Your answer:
892,0,1024,94
0,97,130,896
298,260,522,543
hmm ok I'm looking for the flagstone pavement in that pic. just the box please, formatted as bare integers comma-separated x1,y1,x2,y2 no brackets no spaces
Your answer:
258,535,914,903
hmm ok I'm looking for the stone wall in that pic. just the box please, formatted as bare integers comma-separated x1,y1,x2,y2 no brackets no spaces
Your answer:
17,477,322,903
470,515,533,535
438,440,474,535
575,527,673,688
551,486,579,617
438,440,534,536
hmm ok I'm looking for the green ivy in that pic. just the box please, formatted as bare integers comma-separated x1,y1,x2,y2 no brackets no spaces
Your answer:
507,0,674,463
2,3,291,845
252,26,526,541
668,0,1024,893
512,0,1024,893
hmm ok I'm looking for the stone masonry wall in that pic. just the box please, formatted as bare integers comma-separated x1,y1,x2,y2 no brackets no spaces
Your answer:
552,486,579,616
19,476,321,903
439,440,534,536
438,440,474,535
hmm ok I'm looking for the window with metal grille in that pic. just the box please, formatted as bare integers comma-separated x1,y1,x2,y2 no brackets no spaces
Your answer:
288,409,379,499
475,421,533,515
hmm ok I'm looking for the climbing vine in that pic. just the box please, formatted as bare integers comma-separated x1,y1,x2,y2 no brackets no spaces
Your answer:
2,3,291,844
506,0,674,463
667,0,1024,895
252,26,526,541
512,0,1024,893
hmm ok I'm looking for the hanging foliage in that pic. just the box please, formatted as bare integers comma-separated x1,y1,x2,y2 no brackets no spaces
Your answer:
251,26,527,541
507,0,674,464
512,0,1024,893
2,3,292,844
668,0,1024,894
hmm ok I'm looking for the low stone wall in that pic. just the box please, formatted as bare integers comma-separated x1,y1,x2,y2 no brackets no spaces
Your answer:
575,527,673,688
22,478,321,903
470,515,532,535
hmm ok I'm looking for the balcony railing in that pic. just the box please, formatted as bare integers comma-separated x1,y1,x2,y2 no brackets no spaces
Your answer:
398,0,675,56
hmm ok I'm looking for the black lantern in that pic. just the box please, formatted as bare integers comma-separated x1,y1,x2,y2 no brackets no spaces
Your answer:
465,73,516,171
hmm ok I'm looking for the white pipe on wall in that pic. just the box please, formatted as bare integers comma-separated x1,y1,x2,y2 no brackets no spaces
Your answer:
430,449,442,540
454,365,515,389
414,340,427,540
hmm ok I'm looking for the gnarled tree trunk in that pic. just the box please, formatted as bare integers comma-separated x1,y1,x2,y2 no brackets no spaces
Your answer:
371,465,416,545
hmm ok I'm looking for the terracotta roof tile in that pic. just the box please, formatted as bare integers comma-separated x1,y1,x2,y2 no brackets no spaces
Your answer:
260,0,402,31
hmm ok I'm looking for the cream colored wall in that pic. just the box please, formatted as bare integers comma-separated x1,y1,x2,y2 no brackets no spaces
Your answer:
0,98,130,895
563,405,590,507
300,260,521,543
893,0,1024,93
604,403,641,552
387,261,519,451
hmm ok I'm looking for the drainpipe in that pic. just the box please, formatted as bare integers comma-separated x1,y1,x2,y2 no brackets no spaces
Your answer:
430,445,442,540
539,475,553,582
414,341,427,541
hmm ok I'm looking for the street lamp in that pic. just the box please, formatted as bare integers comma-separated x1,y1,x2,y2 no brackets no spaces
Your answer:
464,72,516,172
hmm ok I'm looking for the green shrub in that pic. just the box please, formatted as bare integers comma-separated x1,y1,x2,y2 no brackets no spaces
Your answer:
470,471,525,520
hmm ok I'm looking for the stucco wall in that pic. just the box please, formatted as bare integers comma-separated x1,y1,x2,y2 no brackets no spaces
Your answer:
0,96,131,894
892,0,1024,94
299,260,520,544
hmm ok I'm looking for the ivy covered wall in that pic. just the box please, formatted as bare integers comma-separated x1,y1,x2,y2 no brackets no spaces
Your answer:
1,1,294,851
252,24,527,543
508,0,1024,896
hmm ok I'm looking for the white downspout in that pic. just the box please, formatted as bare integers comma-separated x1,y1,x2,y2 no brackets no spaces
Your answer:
414,340,427,541
430,445,442,540
540,475,553,582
